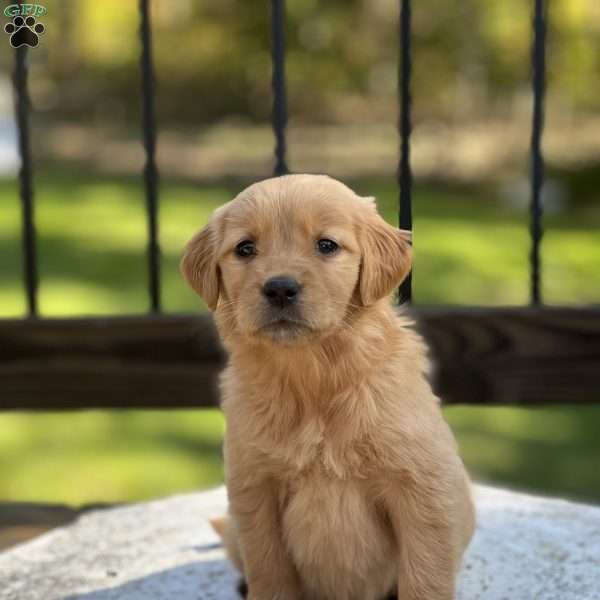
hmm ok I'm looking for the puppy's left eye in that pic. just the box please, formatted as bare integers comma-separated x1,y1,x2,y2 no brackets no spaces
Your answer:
235,240,256,258
316,239,339,255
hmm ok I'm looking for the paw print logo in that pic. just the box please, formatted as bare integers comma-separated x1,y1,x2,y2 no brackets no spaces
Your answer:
4,15,45,48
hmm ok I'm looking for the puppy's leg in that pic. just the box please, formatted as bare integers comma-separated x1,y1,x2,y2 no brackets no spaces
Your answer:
210,516,248,597
385,482,466,600
229,479,302,600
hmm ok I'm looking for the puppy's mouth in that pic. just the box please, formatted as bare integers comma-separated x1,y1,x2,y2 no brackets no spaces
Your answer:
257,315,313,339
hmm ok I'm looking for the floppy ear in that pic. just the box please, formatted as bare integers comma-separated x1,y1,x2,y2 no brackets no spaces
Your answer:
358,211,412,306
180,221,220,311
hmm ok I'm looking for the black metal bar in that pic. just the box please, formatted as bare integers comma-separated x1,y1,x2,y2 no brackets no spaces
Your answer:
270,0,289,176
11,0,38,317
529,0,547,305
398,0,412,303
139,0,161,313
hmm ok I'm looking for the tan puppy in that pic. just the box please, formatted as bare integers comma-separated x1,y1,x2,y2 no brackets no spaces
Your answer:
181,175,475,600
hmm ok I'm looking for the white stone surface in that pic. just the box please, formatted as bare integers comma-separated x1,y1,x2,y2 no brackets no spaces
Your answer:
0,485,599,600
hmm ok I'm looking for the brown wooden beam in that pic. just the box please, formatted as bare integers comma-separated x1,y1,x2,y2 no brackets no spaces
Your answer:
0,316,225,410
0,308,599,410
415,307,600,405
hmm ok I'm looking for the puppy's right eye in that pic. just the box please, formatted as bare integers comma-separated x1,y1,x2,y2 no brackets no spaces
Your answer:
235,240,256,258
317,239,339,255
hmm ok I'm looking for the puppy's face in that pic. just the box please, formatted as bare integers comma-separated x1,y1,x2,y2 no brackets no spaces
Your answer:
181,175,411,345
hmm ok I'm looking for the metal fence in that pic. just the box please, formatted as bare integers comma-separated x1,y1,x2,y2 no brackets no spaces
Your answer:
1,0,599,411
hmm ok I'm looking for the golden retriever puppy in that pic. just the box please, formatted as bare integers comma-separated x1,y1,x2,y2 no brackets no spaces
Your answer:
181,174,475,600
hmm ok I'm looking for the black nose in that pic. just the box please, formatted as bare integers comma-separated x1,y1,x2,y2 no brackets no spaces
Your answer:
262,276,301,308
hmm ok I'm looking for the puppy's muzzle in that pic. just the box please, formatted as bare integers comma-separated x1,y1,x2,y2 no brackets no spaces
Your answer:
262,275,301,309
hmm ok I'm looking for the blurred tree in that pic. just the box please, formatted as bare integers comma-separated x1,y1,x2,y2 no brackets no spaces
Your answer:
0,0,597,127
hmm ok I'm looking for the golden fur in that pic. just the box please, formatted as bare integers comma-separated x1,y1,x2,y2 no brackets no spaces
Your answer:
181,175,475,600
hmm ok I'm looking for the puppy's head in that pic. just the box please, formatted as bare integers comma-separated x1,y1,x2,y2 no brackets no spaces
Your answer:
181,175,411,345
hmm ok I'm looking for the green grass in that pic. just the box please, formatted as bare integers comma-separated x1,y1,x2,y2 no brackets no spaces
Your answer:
0,410,224,504
0,172,232,316
445,405,600,504
0,406,598,505
2,171,598,316
0,169,599,505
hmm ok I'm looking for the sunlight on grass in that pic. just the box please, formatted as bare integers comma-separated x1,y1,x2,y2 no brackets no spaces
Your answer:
445,405,600,503
413,220,530,305
0,410,225,504
2,171,598,316
160,184,232,312
0,174,232,316
0,178,23,317
544,229,600,303
38,280,142,316
1,406,598,505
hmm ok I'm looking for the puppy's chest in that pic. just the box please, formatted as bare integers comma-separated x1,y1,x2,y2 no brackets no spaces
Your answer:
257,416,379,480
280,472,396,598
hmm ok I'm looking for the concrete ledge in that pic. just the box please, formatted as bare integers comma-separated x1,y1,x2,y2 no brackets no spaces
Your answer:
1,485,599,600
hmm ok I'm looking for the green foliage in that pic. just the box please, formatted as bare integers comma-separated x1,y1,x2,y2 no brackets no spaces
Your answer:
6,0,599,125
